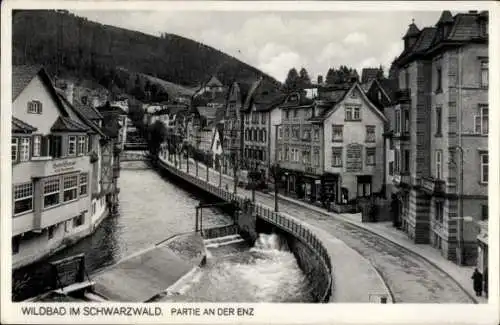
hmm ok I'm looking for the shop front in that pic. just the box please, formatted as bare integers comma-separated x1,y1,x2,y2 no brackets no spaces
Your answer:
321,173,339,203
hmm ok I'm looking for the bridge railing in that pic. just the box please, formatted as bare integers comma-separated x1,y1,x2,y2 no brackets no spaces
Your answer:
158,158,333,302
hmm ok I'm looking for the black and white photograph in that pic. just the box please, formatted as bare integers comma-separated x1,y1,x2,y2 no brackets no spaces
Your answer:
1,1,498,324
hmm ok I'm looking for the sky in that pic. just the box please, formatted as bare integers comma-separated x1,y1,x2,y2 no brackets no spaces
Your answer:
73,9,445,83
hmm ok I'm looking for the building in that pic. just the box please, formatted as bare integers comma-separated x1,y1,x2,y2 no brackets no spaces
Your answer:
11,66,110,269
389,11,488,264
241,78,284,179
277,82,387,203
222,81,253,174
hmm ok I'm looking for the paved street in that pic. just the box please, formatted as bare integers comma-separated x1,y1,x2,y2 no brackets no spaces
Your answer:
178,159,474,303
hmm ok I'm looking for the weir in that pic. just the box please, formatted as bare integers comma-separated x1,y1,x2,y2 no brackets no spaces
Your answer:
156,157,333,302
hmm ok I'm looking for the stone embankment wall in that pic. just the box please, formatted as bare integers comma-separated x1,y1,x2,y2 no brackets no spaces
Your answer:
157,159,332,302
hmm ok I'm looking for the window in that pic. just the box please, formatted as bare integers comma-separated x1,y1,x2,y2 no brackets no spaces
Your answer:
284,127,290,138
366,147,376,165
313,149,320,166
436,66,442,92
293,109,298,118
435,201,444,223
79,173,88,196
395,110,401,133
20,138,30,162
14,183,33,215
263,129,267,142
68,136,77,156
302,150,310,164
389,161,394,176
302,127,311,141
435,150,443,180
32,135,41,157
404,150,410,173
77,136,86,155
43,177,60,208
27,100,42,114
278,148,283,161
481,204,488,221
480,152,488,184
73,214,84,227
313,128,319,141
436,107,442,136
475,105,488,135
285,110,290,119
278,127,283,139
332,125,343,142
332,147,343,167
11,138,18,162
245,115,249,124
394,150,400,173
285,147,289,160
346,105,361,121
50,136,62,158
48,225,55,239
480,60,488,88
292,126,300,139
404,110,410,133
12,236,20,254
365,126,376,142
63,175,78,202
261,113,266,124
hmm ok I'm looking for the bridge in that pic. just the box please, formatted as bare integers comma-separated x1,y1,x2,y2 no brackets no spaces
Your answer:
120,150,150,162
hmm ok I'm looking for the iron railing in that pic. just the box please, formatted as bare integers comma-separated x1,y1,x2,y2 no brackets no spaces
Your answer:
158,157,333,302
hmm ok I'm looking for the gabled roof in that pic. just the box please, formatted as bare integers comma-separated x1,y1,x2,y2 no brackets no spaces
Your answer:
206,75,223,88
321,83,388,123
57,93,107,137
12,65,69,116
253,94,286,112
12,117,37,133
436,10,454,25
377,78,399,103
51,116,90,133
446,12,487,41
403,22,420,39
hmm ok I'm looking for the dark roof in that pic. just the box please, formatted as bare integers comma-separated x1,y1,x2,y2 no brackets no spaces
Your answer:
281,92,315,108
361,68,380,84
377,78,399,102
51,116,90,133
57,93,107,137
403,22,420,39
395,11,488,67
97,102,128,115
74,101,103,120
437,10,454,25
253,94,286,112
12,117,37,133
167,104,189,116
12,65,44,100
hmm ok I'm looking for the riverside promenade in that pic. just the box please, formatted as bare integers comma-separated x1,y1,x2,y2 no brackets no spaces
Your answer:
165,156,477,303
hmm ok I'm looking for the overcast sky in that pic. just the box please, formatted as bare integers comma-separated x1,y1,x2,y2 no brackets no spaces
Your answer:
73,10,445,82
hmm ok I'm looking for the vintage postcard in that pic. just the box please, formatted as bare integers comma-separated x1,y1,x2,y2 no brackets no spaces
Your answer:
0,0,499,324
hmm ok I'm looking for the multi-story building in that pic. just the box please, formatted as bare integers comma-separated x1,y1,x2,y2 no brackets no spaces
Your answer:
222,81,253,174
242,78,284,179
277,82,387,203
390,10,488,264
11,66,111,269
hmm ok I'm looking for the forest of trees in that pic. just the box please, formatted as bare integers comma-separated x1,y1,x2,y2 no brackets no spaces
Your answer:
12,10,280,99
282,65,385,93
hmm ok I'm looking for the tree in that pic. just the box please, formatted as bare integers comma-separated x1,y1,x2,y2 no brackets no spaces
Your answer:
147,120,167,158
283,68,299,92
298,67,311,87
325,68,335,85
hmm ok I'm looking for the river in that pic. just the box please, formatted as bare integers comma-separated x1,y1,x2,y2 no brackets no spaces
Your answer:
13,160,313,302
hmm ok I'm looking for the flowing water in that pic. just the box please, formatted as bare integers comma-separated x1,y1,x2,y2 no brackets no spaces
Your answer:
13,161,313,302
161,233,314,302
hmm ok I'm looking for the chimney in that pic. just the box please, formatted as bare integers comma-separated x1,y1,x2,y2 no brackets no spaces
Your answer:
317,75,323,85
65,82,74,105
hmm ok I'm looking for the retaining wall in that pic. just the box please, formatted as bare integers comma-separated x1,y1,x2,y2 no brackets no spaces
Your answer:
158,158,332,302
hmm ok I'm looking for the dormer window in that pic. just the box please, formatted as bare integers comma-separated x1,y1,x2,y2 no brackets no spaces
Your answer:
27,100,42,114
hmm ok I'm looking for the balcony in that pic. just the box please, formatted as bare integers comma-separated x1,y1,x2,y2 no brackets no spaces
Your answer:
420,176,446,195
13,155,91,181
395,88,411,103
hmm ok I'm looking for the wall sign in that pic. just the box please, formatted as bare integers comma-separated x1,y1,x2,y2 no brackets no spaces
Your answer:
52,160,77,173
346,143,363,172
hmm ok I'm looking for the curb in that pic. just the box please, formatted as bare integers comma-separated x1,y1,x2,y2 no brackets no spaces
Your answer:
273,193,479,304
